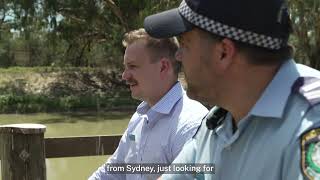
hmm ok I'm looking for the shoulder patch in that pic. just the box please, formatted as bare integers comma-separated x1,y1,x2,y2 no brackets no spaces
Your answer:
301,128,320,179
292,77,320,105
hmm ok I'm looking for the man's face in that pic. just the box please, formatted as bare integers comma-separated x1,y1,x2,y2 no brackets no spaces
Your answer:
122,40,161,102
176,29,220,104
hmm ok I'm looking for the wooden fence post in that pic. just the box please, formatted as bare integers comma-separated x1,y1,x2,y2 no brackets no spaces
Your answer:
0,124,46,180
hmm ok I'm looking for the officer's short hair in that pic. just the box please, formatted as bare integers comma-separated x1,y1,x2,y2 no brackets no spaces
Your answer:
123,28,181,75
198,29,293,65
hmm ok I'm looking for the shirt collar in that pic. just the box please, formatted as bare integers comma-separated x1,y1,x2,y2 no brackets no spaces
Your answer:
250,59,300,118
216,60,320,134
136,81,184,115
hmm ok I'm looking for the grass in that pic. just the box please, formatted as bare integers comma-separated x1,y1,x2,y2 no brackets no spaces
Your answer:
0,66,139,113
0,93,138,113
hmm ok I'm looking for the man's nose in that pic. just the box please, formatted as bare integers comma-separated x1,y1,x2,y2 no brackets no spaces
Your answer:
122,69,130,80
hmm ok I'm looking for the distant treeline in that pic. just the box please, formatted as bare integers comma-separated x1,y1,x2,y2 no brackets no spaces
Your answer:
0,0,180,68
0,0,319,69
0,67,139,113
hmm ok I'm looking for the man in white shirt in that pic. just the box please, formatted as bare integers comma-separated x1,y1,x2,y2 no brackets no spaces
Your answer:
89,28,208,180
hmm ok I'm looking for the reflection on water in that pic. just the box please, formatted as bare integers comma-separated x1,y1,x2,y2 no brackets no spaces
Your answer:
47,156,110,180
0,112,131,180
1,156,109,180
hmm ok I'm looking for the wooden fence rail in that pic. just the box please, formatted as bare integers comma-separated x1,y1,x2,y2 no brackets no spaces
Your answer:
0,124,122,180
45,134,121,158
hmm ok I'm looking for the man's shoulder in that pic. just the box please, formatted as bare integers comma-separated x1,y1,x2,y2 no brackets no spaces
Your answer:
291,76,320,106
293,80,320,180
176,95,208,126
179,93,208,113
169,95,208,135
289,76,320,138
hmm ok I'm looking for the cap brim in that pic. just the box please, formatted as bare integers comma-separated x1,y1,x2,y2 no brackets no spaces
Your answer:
144,8,193,38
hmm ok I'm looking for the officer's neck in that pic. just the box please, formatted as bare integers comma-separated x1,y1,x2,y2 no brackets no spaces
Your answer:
222,60,280,124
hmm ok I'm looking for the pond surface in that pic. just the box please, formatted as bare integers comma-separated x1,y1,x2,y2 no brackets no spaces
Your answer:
0,112,131,180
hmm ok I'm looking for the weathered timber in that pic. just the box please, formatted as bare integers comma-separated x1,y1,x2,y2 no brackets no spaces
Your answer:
45,135,122,158
0,124,46,180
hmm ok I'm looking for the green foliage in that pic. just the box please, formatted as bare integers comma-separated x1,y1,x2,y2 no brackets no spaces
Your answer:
289,0,320,69
0,30,14,67
0,0,181,68
134,0,180,27
0,43,13,67
0,67,139,113
0,1,182,113
0,0,319,85
0,93,138,113
1,0,318,113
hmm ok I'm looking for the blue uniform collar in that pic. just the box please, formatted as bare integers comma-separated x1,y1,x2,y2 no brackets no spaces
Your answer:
249,59,300,118
216,60,320,137
216,60,300,139
250,60,320,118
136,81,184,115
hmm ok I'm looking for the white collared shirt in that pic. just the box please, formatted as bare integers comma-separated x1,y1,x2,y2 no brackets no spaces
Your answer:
89,81,208,180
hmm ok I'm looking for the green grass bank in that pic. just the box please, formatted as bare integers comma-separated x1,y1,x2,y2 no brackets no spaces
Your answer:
0,67,139,113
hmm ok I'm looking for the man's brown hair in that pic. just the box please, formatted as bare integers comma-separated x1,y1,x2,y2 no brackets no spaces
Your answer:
123,28,181,74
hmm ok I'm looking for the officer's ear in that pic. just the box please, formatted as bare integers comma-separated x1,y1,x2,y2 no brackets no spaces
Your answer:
214,38,237,73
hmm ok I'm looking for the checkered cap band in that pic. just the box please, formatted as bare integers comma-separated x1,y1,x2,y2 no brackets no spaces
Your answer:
178,1,283,50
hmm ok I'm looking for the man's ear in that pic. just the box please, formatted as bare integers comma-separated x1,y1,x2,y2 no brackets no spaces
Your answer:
214,38,237,73
159,58,171,78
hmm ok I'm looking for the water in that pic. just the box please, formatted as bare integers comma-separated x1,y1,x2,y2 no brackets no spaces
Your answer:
0,112,131,180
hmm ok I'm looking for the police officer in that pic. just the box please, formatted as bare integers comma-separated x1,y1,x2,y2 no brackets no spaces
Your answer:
143,0,320,179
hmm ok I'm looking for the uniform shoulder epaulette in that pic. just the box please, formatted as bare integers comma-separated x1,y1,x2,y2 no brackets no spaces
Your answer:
291,77,320,106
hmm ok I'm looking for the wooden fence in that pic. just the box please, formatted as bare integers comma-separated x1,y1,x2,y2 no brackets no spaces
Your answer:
0,124,121,180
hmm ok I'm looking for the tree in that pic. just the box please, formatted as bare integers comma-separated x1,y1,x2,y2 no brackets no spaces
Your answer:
1,0,318,70
288,0,320,69
0,0,182,67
